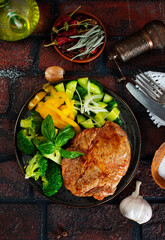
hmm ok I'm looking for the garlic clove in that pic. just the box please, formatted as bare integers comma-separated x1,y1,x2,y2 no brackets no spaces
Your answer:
137,199,152,224
119,181,152,224
45,66,65,83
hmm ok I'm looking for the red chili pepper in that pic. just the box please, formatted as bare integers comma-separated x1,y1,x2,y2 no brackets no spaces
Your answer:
92,47,98,54
54,6,81,28
69,20,78,28
54,15,72,28
57,28,78,37
56,37,76,46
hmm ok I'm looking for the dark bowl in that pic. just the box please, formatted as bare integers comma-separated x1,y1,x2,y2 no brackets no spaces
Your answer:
51,11,107,63
14,80,141,208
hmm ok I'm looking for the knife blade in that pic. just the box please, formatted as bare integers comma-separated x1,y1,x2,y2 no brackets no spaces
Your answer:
126,82,165,121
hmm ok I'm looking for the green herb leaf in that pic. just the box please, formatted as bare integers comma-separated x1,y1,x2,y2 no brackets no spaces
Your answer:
41,115,55,143
55,124,75,148
59,149,84,159
83,22,88,29
38,142,56,155
67,25,105,60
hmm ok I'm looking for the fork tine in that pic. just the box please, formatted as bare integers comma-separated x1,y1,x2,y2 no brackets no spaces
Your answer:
138,69,165,91
135,75,161,99
136,72,163,95
131,77,158,102
131,70,165,104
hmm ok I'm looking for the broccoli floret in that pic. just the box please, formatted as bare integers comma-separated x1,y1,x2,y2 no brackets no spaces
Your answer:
42,161,63,197
32,135,46,148
25,152,48,180
43,150,62,165
34,136,62,165
20,111,43,135
17,129,36,155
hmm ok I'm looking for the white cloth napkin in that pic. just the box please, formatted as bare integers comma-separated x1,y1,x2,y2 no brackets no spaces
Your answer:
136,71,165,128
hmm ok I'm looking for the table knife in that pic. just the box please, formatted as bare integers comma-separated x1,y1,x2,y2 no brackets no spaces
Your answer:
126,82,165,121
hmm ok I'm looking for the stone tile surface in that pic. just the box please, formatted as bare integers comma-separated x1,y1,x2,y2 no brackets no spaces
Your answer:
47,204,134,240
0,77,10,113
0,204,42,240
0,161,29,199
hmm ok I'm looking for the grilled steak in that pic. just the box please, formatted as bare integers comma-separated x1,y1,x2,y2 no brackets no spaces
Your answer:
62,121,131,200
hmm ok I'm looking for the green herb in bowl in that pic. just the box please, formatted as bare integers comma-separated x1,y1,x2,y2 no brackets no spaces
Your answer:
45,9,107,63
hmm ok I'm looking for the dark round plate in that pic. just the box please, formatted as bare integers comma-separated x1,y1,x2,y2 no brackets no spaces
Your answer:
14,81,141,208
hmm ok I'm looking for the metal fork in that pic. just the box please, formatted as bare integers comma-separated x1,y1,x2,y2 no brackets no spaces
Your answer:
131,70,165,104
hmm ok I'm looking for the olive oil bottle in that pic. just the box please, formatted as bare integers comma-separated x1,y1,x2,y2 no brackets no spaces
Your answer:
0,0,39,41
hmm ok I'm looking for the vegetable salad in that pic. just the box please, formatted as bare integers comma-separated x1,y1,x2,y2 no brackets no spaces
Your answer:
17,78,122,197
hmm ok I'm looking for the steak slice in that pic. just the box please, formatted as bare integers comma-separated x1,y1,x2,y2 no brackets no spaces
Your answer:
62,121,131,200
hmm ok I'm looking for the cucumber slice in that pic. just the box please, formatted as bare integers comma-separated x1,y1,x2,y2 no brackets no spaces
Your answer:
94,112,107,127
66,80,77,91
54,82,65,92
106,107,120,122
73,86,87,100
86,79,103,94
78,78,103,95
77,114,86,124
106,99,117,111
89,79,103,94
84,94,103,102
97,102,108,108
66,89,74,100
80,119,94,128
114,117,123,126
77,77,89,89
88,83,102,94
103,93,113,103
66,81,77,100
92,94,104,102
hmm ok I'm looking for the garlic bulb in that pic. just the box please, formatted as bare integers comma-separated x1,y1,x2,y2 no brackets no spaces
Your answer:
119,181,152,224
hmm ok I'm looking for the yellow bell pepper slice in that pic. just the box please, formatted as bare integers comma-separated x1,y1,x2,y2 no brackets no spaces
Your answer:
55,92,71,109
46,105,81,134
68,100,75,120
42,83,50,90
35,102,67,129
43,84,57,97
28,91,47,111
45,98,65,108
34,84,81,133
59,105,70,117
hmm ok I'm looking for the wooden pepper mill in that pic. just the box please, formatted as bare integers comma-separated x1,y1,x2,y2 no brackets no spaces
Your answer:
109,20,165,81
